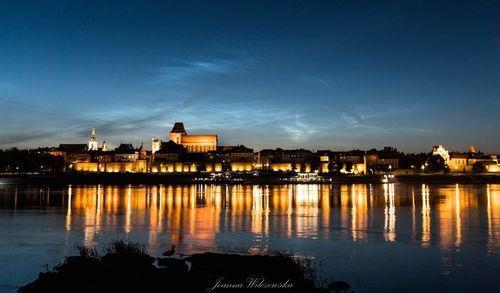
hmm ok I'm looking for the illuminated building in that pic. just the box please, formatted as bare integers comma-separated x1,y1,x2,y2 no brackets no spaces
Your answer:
207,145,256,172
169,122,217,153
446,145,499,173
88,128,98,151
151,137,160,154
53,144,90,163
257,148,314,172
449,152,468,172
114,143,138,162
432,145,450,162
51,125,499,175
153,140,186,162
101,141,108,152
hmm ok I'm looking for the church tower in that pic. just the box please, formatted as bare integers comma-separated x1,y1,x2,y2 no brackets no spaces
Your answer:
88,128,98,151
169,122,186,144
151,137,160,154
167,122,217,153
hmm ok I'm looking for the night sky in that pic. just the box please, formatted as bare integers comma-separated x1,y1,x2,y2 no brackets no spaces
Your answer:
1,0,499,153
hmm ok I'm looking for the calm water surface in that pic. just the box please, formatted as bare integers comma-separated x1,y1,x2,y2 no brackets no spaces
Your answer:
1,182,500,292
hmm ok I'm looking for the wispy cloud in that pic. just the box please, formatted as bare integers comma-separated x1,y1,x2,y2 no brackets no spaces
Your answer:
329,104,435,137
0,98,91,147
281,114,321,140
151,58,250,84
0,92,435,151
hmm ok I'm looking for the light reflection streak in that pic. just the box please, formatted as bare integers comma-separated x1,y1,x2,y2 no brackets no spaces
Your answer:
354,185,368,241
455,184,461,248
411,187,416,241
125,185,132,234
287,186,293,238
383,183,396,242
321,185,330,240
351,187,357,241
148,186,158,247
295,184,319,240
158,185,164,230
487,184,492,254
83,186,96,246
422,184,431,247
66,185,72,232
486,184,500,253
340,185,349,239
249,186,270,253
95,185,101,237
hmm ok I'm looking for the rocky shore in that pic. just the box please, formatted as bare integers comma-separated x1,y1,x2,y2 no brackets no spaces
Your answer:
18,240,347,293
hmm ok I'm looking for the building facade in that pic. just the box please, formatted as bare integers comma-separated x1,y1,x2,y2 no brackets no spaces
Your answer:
168,122,217,153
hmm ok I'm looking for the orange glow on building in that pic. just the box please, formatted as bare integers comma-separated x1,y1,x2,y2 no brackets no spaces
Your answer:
169,122,217,153
231,162,254,172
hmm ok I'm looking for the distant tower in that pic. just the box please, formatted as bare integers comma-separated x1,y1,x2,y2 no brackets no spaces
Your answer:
102,141,108,152
169,122,186,144
151,137,160,154
88,128,98,151
139,142,147,160
469,145,476,153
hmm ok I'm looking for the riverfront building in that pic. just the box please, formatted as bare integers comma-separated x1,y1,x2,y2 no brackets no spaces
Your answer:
168,122,217,153
47,123,499,175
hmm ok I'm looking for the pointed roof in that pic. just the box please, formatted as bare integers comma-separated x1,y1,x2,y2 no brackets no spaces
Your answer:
90,128,97,141
114,143,135,154
171,122,187,134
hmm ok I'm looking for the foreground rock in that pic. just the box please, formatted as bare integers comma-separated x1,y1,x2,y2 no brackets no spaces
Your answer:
19,248,338,292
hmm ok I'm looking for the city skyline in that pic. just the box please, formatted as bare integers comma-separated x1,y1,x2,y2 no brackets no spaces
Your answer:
12,124,499,155
1,1,499,153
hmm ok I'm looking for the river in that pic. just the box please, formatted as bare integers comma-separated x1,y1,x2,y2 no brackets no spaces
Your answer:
0,182,499,292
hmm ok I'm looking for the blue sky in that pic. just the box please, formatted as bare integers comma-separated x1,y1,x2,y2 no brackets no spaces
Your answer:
1,0,499,153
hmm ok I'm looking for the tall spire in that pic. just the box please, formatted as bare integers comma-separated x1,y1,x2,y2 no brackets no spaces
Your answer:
88,128,98,151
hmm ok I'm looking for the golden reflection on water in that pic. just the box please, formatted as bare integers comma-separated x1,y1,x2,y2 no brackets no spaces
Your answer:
411,187,416,241
455,184,462,248
65,185,72,232
8,183,493,253
384,183,396,242
249,186,270,253
422,184,431,247
295,184,320,240
487,184,500,254
351,184,368,241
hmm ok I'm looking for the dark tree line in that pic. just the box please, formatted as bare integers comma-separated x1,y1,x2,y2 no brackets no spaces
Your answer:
0,148,65,173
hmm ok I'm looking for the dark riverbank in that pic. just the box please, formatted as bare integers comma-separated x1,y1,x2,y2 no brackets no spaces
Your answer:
1,172,500,185
19,240,331,293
